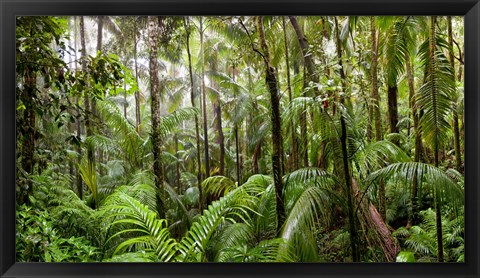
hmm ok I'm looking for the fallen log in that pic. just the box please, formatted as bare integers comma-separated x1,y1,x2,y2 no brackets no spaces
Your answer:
352,178,400,262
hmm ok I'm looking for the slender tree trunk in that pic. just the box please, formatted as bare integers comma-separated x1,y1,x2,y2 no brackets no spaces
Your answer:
289,16,319,87
213,101,225,175
387,85,399,145
174,134,181,191
122,81,127,118
334,18,347,93
447,16,462,172
148,16,166,214
369,17,386,221
80,17,95,168
73,16,83,200
67,18,75,181
283,17,299,171
429,16,444,262
367,104,373,142
133,18,141,128
256,16,285,230
75,94,83,200
290,16,314,167
253,143,261,174
20,67,36,205
97,16,104,53
211,48,225,176
335,16,360,262
458,45,464,82
301,63,309,168
406,57,422,227
200,18,210,188
80,16,90,140
96,16,106,175
184,17,203,207
80,16,97,208
371,18,382,143
232,65,242,184
91,16,104,118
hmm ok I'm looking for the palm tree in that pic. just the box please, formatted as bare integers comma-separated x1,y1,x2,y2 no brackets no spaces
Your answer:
447,16,462,172
282,17,299,171
333,16,360,262
415,16,456,262
369,17,389,220
380,17,416,146
183,17,203,196
254,16,286,229
199,17,211,184
71,16,84,200
207,39,226,176
148,16,166,213
79,16,96,206
289,16,313,168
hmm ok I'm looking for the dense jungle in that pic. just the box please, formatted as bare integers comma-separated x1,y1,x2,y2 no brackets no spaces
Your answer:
15,16,464,262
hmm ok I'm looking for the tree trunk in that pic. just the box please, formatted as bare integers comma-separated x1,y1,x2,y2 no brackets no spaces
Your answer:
289,16,319,88
133,18,141,128
387,85,399,146
283,17,299,172
290,16,314,167
335,16,359,262
97,16,104,53
211,48,225,176
174,134,181,191
148,16,166,214
334,18,348,93
80,16,95,171
253,143,261,174
200,18,210,189
73,16,84,200
429,16,444,262
371,17,382,143
80,16,97,208
370,17,387,221
256,16,285,229
184,17,203,208
232,65,242,184
123,81,127,118
20,67,36,205
406,57,422,227
301,64,309,168
352,179,400,261
447,16,462,172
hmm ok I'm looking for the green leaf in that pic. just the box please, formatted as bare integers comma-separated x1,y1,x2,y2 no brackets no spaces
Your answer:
396,251,416,262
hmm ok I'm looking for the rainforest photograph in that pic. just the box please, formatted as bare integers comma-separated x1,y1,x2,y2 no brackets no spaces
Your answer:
15,15,465,263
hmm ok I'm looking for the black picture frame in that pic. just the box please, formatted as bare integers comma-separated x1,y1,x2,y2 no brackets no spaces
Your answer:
1,0,479,277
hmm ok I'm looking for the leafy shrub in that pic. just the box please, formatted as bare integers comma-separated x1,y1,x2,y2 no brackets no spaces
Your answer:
16,204,99,262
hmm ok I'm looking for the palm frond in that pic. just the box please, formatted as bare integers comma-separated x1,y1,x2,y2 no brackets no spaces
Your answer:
367,162,464,215
103,192,177,261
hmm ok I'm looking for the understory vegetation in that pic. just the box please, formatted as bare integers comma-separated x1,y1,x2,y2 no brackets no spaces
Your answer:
16,16,464,262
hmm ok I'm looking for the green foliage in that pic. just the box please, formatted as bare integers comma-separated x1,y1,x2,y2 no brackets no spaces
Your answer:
15,15,464,263
416,34,456,151
393,209,464,262
79,158,99,206
16,204,98,262
103,192,177,261
368,162,464,214
396,251,416,262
